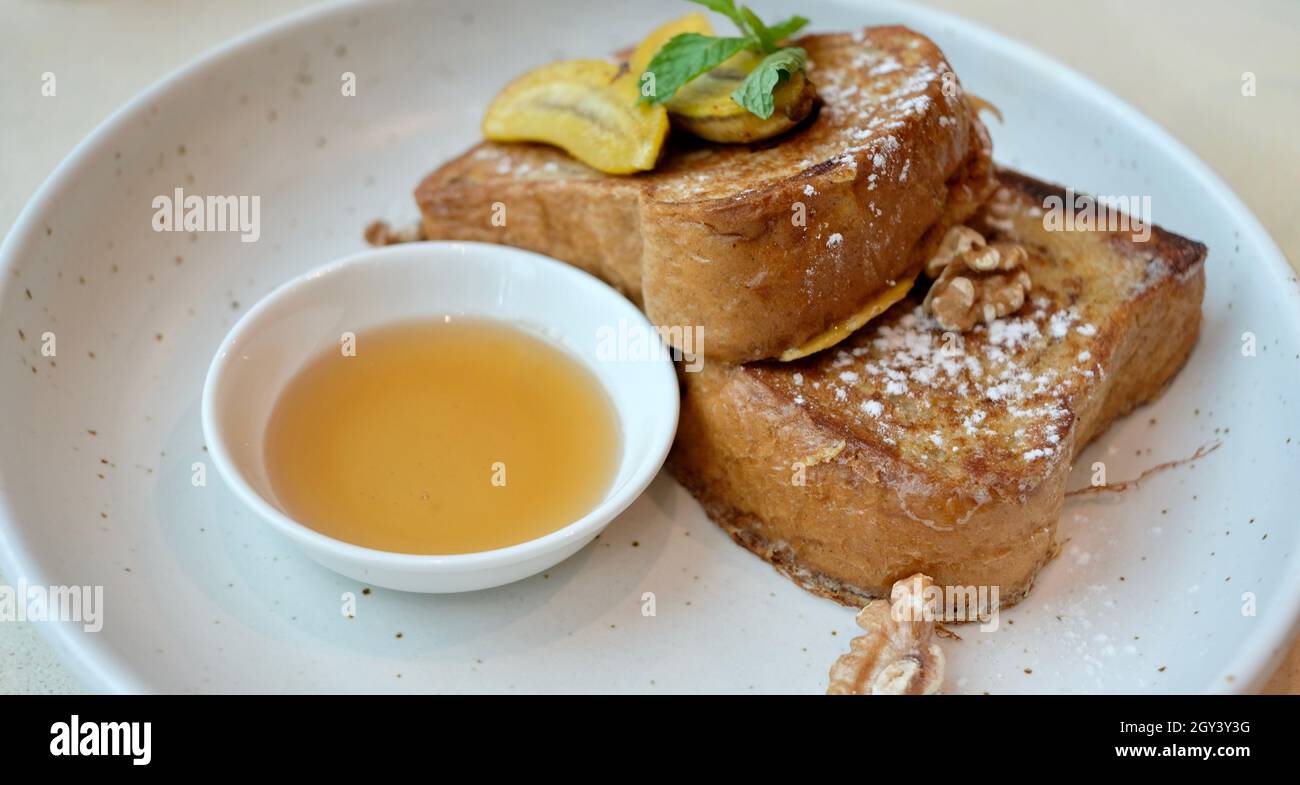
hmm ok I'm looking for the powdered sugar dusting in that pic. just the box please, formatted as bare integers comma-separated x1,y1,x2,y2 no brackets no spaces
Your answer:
762,285,1108,492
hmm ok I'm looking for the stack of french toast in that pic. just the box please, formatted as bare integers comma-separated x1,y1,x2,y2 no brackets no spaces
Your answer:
409,10,1206,610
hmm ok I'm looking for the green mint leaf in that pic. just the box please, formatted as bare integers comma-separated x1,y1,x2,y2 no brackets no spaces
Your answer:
686,0,750,35
641,33,753,105
730,46,806,119
739,6,776,52
766,15,809,42
649,2,813,119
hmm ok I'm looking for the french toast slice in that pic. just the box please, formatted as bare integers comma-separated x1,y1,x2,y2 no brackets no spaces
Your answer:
416,26,996,362
669,170,1207,607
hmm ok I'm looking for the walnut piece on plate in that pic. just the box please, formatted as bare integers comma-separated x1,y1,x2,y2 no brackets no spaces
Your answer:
827,573,946,695
364,219,424,246
923,225,1031,332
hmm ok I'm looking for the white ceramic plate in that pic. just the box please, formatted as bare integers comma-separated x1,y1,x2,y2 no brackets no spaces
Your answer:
2,0,1297,694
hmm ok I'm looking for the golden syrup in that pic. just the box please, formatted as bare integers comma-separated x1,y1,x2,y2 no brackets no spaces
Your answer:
264,318,621,554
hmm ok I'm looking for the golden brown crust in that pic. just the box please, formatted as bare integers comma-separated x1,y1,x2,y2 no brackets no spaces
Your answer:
669,170,1208,606
415,27,995,362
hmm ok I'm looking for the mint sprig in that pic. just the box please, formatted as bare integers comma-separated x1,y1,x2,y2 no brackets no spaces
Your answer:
766,14,810,42
641,0,810,120
641,33,753,107
731,47,806,119
691,0,752,33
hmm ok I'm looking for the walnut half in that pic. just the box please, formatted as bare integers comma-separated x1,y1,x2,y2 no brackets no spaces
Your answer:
924,225,986,278
827,573,946,695
923,226,1031,332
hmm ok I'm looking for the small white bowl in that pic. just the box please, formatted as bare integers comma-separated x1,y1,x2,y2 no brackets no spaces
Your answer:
200,242,679,593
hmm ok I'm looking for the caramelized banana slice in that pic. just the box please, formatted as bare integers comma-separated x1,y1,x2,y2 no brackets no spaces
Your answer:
629,12,714,81
482,60,668,175
667,50,816,143
779,274,918,361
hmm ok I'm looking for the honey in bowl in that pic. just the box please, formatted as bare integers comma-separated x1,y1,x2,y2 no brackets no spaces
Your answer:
263,318,621,554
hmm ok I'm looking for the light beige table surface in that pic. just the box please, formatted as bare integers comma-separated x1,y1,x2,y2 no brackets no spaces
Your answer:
1,0,1296,694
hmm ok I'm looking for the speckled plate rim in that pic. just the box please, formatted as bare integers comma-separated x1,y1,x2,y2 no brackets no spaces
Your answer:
0,0,1297,694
